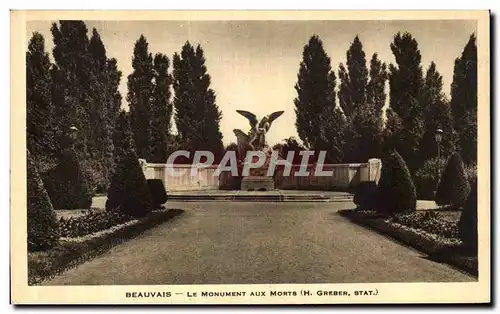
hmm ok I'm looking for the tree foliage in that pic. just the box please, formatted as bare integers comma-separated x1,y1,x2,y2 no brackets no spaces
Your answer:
113,110,136,165
366,53,388,123
27,32,56,161
172,42,224,161
150,53,173,163
388,32,425,172
127,35,154,160
339,37,385,162
419,62,456,162
451,34,477,165
294,35,345,162
338,35,368,119
49,21,121,190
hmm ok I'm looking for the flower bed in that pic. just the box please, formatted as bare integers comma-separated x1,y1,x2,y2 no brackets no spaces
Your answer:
58,209,133,238
28,209,184,285
388,211,460,239
339,209,477,277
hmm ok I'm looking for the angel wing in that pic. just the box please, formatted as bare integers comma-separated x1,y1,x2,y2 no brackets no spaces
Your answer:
233,128,254,158
233,129,249,143
236,110,258,130
267,111,284,124
258,110,284,130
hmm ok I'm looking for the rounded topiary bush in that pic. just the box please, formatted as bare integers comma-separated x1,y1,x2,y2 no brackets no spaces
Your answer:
458,179,477,252
414,157,447,200
107,150,153,217
376,150,417,214
147,179,168,208
435,152,471,207
44,148,92,209
353,181,378,210
27,150,59,251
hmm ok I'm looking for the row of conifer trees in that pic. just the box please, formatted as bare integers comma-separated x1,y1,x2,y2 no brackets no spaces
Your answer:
293,33,477,176
27,21,225,195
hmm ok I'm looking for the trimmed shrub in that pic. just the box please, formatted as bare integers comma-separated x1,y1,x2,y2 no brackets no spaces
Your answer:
44,148,92,209
147,179,168,208
353,181,378,210
414,157,447,200
106,150,153,217
435,152,471,207
27,150,59,251
458,179,478,252
376,150,417,214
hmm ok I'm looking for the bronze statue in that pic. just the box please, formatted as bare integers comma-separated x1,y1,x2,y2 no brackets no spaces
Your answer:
233,110,284,159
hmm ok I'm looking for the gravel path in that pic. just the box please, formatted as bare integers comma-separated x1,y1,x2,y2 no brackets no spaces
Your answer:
45,201,475,285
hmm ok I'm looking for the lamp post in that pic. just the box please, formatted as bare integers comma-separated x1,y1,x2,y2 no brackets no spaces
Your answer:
435,128,443,179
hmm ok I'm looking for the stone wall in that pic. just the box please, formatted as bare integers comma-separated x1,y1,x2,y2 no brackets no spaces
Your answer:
141,159,382,192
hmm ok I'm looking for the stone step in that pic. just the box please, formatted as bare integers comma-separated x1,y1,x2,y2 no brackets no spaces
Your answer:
166,191,353,202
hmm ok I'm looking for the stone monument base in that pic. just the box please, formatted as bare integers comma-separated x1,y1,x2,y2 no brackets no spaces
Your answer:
240,176,275,191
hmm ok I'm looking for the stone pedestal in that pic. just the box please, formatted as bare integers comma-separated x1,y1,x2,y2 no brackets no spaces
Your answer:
241,176,275,191
239,150,276,191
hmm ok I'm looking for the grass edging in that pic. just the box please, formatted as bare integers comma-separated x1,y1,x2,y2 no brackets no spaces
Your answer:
28,209,184,285
338,209,478,277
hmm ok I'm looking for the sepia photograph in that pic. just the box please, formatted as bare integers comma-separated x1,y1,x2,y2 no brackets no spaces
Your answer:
10,10,490,304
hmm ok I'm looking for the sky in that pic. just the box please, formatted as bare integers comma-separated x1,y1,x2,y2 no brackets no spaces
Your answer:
26,19,477,146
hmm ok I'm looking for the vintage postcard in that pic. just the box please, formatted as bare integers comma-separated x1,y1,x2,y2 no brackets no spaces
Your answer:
11,10,490,304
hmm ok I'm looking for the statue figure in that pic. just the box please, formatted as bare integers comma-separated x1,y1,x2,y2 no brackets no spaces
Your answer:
233,110,284,159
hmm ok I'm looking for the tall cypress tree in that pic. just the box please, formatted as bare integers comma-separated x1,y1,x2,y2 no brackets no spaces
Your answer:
113,110,136,165
338,35,368,119
88,28,115,185
366,53,388,123
388,32,426,172
51,21,94,160
173,42,224,160
451,34,477,165
150,53,172,163
419,62,456,161
127,35,154,160
106,58,122,126
294,35,341,154
339,37,383,162
26,32,56,166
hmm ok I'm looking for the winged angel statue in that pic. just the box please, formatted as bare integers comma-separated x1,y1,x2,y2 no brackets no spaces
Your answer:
233,110,284,159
